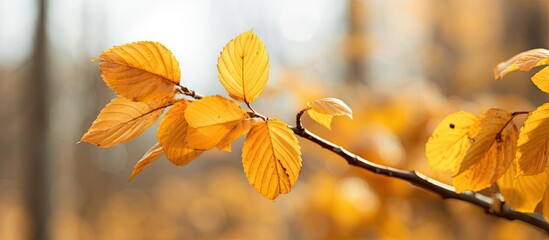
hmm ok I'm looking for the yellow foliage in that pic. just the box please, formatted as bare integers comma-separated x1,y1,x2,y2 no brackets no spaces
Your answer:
532,66,549,94
184,95,248,150
216,117,264,152
425,111,477,174
453,109,517,192
157,100,203,166
94,41,181,102
497,159,546,212
217,30,269,103
516,103,549,176
129,142,164,181
242,119,301,200
493,48,549,80
306,98,353,130
80,96,172,148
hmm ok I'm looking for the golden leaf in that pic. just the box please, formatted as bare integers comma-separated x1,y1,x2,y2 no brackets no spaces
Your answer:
129,142,163,181
516,103,549,176
184,95,248,150
497,159,547,212
157,100,203,166
95,41,180,102
493,48,549,80
306,98,353,130
452,109,517,193
217,30,269,103
216,117,264,152
531,66,549,94
425,112,478,174
80,96,172,148
242,119,302,200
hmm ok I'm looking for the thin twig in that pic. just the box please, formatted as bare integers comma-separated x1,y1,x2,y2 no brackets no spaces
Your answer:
290,126,548,232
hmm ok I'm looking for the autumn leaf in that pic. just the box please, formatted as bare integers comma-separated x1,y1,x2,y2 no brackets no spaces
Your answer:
425,112,477,174
493,48,549,80
497,159,547,212
242,119,302,200
217,30,269,103
80,96,173,148
516,103,549,176
216,117,264,152
531,66,549,94
184,95,248,150
452,109,517,193
129,142,163,181
94,41,181,102
306,98,353,130
544,185,549,222
157,100,203,166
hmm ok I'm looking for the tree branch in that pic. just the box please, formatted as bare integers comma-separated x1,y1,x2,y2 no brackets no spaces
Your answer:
290,126,549,232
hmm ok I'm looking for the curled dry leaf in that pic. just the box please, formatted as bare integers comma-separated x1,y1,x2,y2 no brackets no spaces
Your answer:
306,98,353,130
452,109,517,193
425,112,478,174
516,103,549,176
184,95,248,150
157,100,203,166
493,48,549,80
129,142,163,181
80,96,173,148
497,159,547,212
242,119,302,200
217,30,269,103
95,41,181,102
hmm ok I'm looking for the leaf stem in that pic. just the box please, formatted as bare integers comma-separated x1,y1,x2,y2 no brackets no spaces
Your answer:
495,111,530,141
176,85,204,99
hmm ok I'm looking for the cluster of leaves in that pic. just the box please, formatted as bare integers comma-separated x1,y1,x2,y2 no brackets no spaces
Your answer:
426,49,549,220
80,30,352,200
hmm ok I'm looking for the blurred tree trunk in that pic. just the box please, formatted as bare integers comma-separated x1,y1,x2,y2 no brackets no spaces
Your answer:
22,0,49,239
346,0,369,84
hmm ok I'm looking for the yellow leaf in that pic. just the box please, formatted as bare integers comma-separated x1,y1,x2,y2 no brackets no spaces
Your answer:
516,103,549,176
493,48,549,80
497,159,546,212
452,109,517,192
216,117,264,152
184,95,248,150
531,66,549,94
242,119,302,200
95,41,180,102
217,30,269,103
129,142,163,181
157,100,203,166
425,112,477,174
80,96,172,148
306,98,353,130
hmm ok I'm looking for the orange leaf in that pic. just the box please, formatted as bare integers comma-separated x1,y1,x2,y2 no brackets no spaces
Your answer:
95,41,181,102
452,109,517,192
425,112,478,174
184,95,248,150
306,98,353,130
497,159,546,212
129,142,163,181
217,30,269,103
80,96,172,148
516,103,549,176
493,48,549,80
242,119,302,200
216,117,264,152
157,100,203,166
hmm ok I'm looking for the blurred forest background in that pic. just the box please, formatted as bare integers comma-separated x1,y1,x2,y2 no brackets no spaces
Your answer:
1,0,548,239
